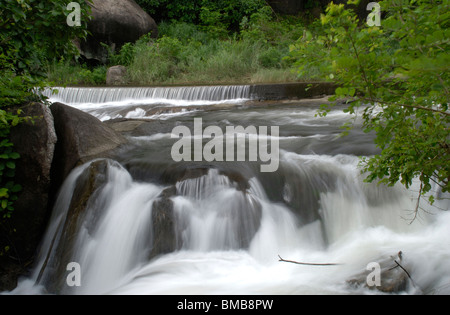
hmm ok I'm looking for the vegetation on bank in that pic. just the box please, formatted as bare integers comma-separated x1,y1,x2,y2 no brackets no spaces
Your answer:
295,0,449,215
47,3,310,86
0,0,91,257
48,0,449,213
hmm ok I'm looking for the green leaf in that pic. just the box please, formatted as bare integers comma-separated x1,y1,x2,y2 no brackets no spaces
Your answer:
0,188,9,198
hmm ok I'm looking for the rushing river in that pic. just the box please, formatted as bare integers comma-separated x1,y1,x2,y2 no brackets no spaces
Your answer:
9,86,450,295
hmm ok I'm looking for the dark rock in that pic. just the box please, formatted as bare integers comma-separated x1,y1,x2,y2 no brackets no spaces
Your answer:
229,194,262,249
160,165,251,192
49,102,127,202
79,0,158,64
0,102,57,291
149,186,179,260
38,159,111,293
347,252,413,294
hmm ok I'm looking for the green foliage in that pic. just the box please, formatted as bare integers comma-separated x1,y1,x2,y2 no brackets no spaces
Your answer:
290,0,450,212
134,0,200,23
123,19,300,85
0,0,91,76
135,0,267,35
109,43,136,67
0,0,90,253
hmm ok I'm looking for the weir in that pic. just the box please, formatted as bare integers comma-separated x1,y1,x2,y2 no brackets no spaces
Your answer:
40,82,337,105
41,85,253,104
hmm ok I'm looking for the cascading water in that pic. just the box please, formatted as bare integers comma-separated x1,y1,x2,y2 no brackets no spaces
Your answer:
8,86,450,295
40,86,252,121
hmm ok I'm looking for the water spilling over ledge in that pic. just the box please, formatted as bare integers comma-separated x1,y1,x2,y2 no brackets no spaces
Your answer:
42,85,253,105
41,82,337,105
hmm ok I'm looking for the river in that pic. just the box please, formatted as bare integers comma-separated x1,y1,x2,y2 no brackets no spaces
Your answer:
9,85,450,295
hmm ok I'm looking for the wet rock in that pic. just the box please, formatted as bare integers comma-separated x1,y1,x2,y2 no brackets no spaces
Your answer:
39,160,111,293
161,165,250,192
50,102,127,198
0,102,57,291
149,186,179,260
347,252,413,294
230,194,262,249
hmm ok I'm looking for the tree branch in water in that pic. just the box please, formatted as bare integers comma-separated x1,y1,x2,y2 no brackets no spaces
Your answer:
278,255,342,266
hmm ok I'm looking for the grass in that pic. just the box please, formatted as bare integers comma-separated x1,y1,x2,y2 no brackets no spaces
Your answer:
46,17,320,86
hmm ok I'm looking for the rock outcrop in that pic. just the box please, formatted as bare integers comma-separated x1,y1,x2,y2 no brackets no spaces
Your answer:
0,102,129,292
78,0,158,64
0,103,57,291
49,102,127,204
39,159,112,293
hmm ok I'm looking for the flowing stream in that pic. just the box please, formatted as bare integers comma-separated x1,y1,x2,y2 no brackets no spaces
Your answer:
11,86,450,295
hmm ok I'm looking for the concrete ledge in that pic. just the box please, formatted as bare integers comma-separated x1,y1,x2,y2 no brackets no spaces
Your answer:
250,82,337,100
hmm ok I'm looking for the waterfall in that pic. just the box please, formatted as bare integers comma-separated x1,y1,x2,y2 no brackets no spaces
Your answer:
10,152,449,295
40,85,253,121
41,85,252,105
7,87,450,295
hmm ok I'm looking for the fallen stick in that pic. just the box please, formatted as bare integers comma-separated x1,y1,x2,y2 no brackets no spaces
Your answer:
278,255,342,266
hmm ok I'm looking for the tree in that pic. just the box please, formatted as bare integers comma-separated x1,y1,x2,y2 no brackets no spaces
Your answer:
290,0,449,218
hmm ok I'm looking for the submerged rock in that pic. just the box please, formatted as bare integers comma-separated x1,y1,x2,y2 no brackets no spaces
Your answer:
37,159,113,293
147,165,263,258
150,186,179,260
347,252,414,294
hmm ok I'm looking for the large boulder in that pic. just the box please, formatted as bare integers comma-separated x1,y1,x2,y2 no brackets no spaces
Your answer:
78,0,158,64
1,102,57,291
49,103,127,199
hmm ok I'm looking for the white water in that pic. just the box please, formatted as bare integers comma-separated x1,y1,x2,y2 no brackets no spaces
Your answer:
42,85,251,105
8,87,450,295
10,154,450,295
41,86,252,121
